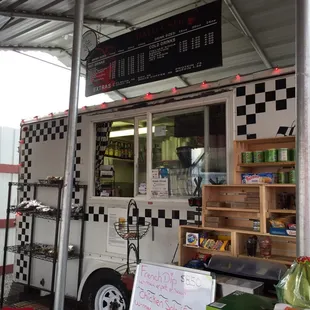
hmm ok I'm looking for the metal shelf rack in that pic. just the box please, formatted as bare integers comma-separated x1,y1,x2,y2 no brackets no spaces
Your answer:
0,181,88,309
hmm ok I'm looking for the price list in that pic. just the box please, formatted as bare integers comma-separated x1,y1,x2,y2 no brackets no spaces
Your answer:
86,0,222,97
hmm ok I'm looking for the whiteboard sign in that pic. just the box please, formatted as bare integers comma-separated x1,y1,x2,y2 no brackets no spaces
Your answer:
129,262,216,310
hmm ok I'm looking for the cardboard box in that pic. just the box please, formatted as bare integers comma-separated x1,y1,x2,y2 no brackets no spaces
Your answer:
207,291,276,310
186,232,199,246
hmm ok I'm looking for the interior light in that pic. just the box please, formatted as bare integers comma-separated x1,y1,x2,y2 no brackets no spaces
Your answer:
110,126,155,138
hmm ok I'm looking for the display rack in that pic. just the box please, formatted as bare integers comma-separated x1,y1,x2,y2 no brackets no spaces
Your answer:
233,136,295,184
0,182,87,309
114,199,150,274
179,184,296,266
179,134,298,269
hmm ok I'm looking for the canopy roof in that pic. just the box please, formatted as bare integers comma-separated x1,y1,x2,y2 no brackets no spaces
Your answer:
0,0,295,100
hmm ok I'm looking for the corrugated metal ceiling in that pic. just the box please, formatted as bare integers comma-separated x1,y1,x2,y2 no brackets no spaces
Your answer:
0,0,295,100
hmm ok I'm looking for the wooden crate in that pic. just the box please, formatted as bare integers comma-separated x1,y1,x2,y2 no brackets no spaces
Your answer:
178,226,233,266
265,184,296,214
202,185,264,233
235,232,296,265
176,184,296,266
234,136,295,184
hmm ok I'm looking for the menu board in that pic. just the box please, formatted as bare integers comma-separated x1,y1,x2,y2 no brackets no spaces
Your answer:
129,262,216,310
85,0,222,97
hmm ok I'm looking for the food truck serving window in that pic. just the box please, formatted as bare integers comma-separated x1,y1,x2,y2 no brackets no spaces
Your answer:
93,103,226,199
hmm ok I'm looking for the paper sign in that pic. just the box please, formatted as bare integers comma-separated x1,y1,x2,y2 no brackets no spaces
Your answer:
154,125,166,137
151,178,168,198
152,169,159,179
107,208,127,255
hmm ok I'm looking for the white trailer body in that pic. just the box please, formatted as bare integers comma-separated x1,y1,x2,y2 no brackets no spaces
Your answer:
13,67,296,306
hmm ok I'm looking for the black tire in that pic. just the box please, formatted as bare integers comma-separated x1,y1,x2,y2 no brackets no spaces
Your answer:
81,269,130,310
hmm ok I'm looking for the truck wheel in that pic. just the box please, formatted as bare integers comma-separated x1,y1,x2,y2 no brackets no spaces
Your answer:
82,269,130,310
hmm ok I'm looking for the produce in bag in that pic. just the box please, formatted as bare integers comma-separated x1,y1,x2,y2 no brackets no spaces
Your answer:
276,257,310,308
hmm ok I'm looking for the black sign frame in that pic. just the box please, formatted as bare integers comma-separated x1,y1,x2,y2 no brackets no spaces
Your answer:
85,0,222,97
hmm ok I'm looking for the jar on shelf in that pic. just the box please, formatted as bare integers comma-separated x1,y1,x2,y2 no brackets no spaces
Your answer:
246,235,258,257
253,220,260,231
259,236,272,258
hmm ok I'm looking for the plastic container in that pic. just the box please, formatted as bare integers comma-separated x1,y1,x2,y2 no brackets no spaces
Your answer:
265,149,277,162
278,148,289,162
242,152,253,163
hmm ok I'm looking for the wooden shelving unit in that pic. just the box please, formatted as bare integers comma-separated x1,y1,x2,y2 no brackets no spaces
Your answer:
179,225,233,266
233,136,295,184
179,137,296,267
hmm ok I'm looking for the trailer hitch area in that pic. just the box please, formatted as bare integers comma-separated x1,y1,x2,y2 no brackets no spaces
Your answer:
110,299,121,310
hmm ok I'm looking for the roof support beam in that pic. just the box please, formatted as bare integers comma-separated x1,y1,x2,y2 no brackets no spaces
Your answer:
0,44,73,58
223,0,272,69
0,45,127,100
0,44,126,99
0,9,132,27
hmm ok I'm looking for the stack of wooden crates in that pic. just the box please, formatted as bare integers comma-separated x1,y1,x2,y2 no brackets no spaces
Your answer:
179,136,296,266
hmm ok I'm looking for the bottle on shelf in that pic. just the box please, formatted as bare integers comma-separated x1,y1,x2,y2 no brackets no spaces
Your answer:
120,142,125,158
114,141,119,157
108,140,114,157
128,143,133,159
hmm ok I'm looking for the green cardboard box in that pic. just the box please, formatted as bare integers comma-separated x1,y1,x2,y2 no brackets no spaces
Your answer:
207,291,277,310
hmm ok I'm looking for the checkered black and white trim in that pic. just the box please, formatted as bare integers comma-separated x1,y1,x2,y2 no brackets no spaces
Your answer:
15,215,31,283
84,205,198,228
16,116,84,283
20,116,83,203
235,75,296,140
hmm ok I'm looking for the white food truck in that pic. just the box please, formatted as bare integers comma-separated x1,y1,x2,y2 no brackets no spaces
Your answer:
7,66,295,309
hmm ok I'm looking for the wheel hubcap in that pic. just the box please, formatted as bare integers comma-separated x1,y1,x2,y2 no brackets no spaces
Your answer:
94,284,126,310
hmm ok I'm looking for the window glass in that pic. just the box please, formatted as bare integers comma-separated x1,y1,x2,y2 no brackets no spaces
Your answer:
151,104,226,199
94,119,135,197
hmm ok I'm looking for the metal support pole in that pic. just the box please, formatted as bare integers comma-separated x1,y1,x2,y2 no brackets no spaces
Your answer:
296,0,310,257
53,0,85,309
0,9,131,27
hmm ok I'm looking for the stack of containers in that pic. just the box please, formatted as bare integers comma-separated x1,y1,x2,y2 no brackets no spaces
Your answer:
241,148,296,184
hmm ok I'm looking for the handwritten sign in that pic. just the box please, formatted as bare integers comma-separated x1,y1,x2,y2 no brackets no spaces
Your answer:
129,262,216,310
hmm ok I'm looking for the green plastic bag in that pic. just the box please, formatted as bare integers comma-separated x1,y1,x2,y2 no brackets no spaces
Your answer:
276,257,310,308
